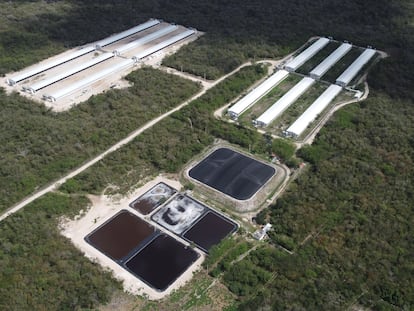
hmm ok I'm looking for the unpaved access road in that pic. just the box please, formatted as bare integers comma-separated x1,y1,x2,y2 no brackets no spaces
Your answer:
0,61,256,222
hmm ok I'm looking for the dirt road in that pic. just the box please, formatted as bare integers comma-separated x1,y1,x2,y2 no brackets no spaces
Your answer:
0,61,256,222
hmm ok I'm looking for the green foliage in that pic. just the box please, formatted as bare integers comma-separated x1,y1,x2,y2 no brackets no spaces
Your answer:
271,139,296,162
0,67,200,210
0,193,121,310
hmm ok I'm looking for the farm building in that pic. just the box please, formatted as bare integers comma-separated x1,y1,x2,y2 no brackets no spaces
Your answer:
132,29,196,61
284,84,342,138
43,28,196,102
254,77,315,127
336,48,376,87
227,70,289,119
112,24,177,56
23,53,114,94
284,37,330,72
6,19,159,86
309,43,352,80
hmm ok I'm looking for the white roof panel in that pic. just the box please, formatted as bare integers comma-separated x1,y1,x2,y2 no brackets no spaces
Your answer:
95,19,160,48
256,77,315,126
6,46,95,85
133,29,195,60
43,58,134,102
336,48,376,86
310,43,352,79
286,84,342,137
228,70,289,117
284,37,330,71
25,53,114,93
113,24,178,55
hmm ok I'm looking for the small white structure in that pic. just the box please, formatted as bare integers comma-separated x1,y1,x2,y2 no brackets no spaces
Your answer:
5,19,159,86
254,77,315,127
284,84,342,138
113,24,178,56
284,37,330,72
133,29,196,61
227,70,289,119
24,53,114,94
309,43,352,79
336,48,376,87
253,223,272,241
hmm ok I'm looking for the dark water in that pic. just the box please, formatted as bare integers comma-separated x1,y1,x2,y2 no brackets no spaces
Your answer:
125,234,199,291
189,148,276,200
129,182,176,215
184,211,237,253
85,210,156,261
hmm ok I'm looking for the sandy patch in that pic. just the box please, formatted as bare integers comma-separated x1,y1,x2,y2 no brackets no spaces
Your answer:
60,175,205,300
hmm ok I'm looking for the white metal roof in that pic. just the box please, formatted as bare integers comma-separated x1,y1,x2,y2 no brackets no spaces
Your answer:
336,48,376,86
6,46,95,85
228,70,289,117
25,53,114,94
6,19,160,86
255,77,315,127
284,37,330,72
285,84,342,137
95,19,160,48
43,58,134,102
133,29,195,60
113,24,178,56
309,43,352,79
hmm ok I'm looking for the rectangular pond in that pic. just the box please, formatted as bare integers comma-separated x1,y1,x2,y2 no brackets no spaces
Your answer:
125,233,199,291
151,194,206,235
189,147,276,200
183,211,238,253
129,182,176,215
85,210,156,261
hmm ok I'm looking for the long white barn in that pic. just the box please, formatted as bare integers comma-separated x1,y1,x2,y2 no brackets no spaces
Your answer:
309,43,352,79
5,19,159,86
133,29,195,61
42,59,135,102
254,77,315,127
336,48,376,87
284,37,330,72
284,84,342,138
43,28,196,102
113,24,178,56
24,53,114,94
94,19,160,49
228,70,289,119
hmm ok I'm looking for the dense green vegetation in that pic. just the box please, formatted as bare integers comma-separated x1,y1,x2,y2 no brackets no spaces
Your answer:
61,65,269,195
0,67,200,211
0,0,413,310
0,193,121,310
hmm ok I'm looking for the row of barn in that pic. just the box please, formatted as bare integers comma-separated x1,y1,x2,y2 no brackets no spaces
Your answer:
6,19,196,102
228,37,376,138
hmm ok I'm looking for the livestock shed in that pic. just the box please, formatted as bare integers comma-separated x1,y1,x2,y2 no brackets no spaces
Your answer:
5,19,159,86
254,77,315,127
335,48,376,87
113,24,178,56
94,19,160,49
309,43,352,80
284,37,330,72
42,58,135,102
227,70,289,119
24,53,114,94
133,29,196,61
284,84,342,138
